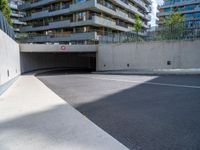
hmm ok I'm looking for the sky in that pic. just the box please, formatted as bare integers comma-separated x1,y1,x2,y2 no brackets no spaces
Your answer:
150,0,164,26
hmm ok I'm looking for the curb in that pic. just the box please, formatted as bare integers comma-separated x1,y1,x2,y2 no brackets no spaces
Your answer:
93,69,200,75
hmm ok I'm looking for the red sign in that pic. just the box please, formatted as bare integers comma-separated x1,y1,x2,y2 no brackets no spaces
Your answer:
60,45,66,51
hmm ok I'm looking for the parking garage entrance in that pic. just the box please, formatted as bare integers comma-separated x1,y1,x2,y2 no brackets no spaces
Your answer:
20,52,96,73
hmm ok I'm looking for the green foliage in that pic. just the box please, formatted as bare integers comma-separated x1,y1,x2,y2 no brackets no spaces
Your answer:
161,13,185,40
0,0,12,26
164,13,184,26
134,14,142,33
133,14,142,41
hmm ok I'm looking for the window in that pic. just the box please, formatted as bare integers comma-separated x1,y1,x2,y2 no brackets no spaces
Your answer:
76,12,86,21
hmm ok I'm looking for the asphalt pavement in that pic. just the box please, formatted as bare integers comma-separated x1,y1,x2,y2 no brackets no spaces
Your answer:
37,72,200,150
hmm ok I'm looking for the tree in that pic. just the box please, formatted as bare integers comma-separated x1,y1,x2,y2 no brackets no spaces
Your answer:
164,13,184,27
162,13,184,39
133,14,142,41
0,0,12,26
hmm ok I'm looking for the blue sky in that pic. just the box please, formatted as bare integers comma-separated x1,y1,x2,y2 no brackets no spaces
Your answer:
150,0,164,26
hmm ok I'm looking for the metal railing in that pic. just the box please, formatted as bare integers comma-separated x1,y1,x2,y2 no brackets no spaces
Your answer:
17,20,200,44
0,11,15,39
99,22,200,44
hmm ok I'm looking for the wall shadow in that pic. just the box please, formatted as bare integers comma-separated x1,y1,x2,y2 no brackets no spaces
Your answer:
0,104,116,149
73,76,200,150
36,68,93,76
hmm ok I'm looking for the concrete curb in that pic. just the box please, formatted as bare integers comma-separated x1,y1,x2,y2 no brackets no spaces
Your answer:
94,69,200,75
0,76,19,95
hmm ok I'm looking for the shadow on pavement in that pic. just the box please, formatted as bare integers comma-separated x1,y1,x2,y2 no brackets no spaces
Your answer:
0,104,118,149
74,76,200,150
36,68,93,76
37,72,200,150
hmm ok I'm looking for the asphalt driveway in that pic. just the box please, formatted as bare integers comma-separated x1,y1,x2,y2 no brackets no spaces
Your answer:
37,72,200,150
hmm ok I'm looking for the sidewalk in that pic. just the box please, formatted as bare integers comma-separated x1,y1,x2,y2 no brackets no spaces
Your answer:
95,69,200,75
0,75,128,150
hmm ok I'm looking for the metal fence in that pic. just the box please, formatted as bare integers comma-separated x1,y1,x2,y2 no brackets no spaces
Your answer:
99,22,200,44
0,11,15,39
17,20,200,44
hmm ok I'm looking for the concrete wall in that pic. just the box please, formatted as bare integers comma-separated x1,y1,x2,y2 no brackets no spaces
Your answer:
20,52,95,73
0,30,20,94
97,40,200,71
20,44,97,53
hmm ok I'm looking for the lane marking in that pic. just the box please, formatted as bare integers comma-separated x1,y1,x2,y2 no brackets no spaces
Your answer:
78,76,200,89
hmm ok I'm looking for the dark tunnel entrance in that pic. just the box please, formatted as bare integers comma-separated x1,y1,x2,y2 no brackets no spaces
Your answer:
20,52,96,73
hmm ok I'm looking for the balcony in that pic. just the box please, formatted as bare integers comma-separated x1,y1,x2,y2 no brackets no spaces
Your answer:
71,15,132,31
21,13,133,33
159,0,200,8
9,3,18,10
12,19,26,25
114,0,145,18
26,32,99,43
21,0,150,23
19,0,58,10
103,3,148,27
145,0,152,4
133,0,150,12
96,0,149,24
21,0,95,21
11,12,24,18
20,20,71,32
157,6,200,17
95,3,135,24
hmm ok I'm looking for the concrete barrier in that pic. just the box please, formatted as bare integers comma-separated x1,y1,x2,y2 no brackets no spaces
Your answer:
97,40,200,71
20,44,97,53
0,30,20,95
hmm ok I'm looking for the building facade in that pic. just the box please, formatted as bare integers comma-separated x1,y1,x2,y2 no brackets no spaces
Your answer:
19,0,151,44
9,0,26,33
157,0,200,27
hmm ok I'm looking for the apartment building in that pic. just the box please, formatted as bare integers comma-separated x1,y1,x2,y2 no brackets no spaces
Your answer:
19,0,151,44
157,0,200,27
9,0,26,33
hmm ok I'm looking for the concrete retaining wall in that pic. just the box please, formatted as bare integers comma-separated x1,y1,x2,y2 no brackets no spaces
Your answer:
97,40,200,71
0,30,20,94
